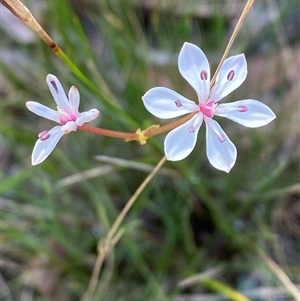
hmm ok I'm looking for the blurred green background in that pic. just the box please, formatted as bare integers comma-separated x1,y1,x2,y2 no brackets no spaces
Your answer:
1,0,299,300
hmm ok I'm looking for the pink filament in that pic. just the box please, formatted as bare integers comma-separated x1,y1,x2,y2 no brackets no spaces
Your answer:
58,108,77,125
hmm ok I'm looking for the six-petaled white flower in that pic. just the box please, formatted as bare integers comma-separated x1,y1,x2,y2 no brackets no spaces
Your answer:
26,74,100,165
142,42,276,172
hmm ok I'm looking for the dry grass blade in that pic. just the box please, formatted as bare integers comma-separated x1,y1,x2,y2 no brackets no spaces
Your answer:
260,252,300,300
1,0,55,46
174,284,300,301
54,165,116,188
81,156,167,301
261,183,300,200
178,266,224,288
0,273,13,301
95,155,181,177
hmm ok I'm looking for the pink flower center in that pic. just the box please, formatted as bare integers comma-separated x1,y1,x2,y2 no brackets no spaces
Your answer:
199,101,215,118
57,108,77,125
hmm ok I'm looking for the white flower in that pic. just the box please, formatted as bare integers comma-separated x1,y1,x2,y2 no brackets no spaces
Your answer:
26,74,100,165
142,42,276,172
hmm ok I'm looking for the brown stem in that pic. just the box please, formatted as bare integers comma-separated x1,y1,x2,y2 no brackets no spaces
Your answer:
78,124,139,140
144,112,197,138
79,112,198,143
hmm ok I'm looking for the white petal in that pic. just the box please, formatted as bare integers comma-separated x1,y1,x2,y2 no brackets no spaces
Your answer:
76,109,100,126
210,54,247,102
46,74,69,109
205,118,237,173
31,126,64,165
214,99,276,128
178,42,210,103
142,87,198,119
164,113,203,161
68,86,80,115
26,101,60,123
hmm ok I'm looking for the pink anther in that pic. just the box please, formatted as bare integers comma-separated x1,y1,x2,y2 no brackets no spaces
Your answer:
227,70,235,81
175,100,183,108
200,70,208,80
188,125,195,133
218,135,225,143
238,105,248,112
50,80,58,93
38,130,50,141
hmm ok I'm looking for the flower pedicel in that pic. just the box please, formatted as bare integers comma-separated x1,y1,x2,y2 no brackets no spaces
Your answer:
26,74,100,165
142,42,276,172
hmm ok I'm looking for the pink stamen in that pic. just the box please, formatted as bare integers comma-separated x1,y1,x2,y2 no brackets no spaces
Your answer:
60,115,77,125
199,101,215,118
200,70,208,80
38,130,50,141
58,108,77,125
50,80,58,93
188,125,195,133
238,105,248,112
218,135,225,143
227,70,235,81
175,100,182,108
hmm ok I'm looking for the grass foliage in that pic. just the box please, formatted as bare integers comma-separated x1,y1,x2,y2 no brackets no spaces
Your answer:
1,0,299,300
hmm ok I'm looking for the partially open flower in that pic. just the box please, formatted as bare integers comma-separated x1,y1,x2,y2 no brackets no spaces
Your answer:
142,42,276,172
26,74,100,165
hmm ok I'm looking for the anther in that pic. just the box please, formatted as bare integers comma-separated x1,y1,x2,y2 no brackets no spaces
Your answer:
175,100,182,108
50,80,58,93
38,130,50,141
188,125,195,133
238,105,248,112
218,135,225,143
227,70,235,81
200,70,208,80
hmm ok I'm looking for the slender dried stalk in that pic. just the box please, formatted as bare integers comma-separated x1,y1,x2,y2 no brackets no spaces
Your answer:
1,0,55,47
210,0,256,87
80,156,167,301
259,253,300,300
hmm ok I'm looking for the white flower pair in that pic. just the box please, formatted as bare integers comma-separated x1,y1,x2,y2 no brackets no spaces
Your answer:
27,43,275,172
